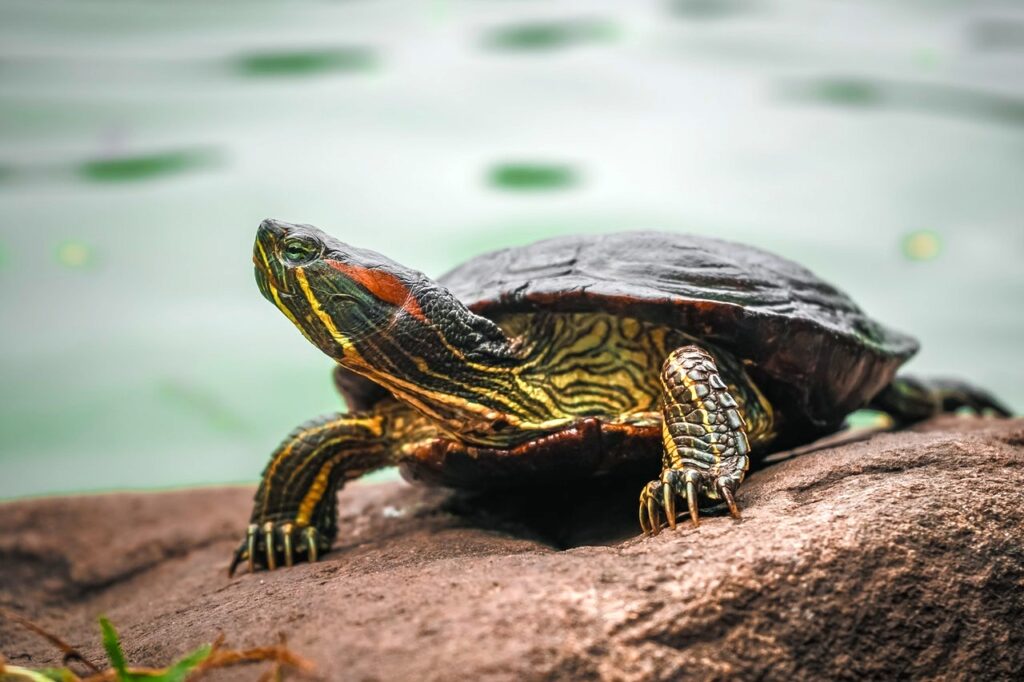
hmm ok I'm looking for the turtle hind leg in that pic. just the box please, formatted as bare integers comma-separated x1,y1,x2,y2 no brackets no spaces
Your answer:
229,411,391,576
870,376,1013,427
639,345,752,535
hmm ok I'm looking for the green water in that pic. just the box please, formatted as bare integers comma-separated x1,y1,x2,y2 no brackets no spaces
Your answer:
1,0,1022,499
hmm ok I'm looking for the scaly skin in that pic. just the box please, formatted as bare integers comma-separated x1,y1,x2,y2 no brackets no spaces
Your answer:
639,346,751,534
232,219,1010,574
229,412,390,575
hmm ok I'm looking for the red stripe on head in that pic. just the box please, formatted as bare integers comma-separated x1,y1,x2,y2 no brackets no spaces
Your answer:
326,260,427,322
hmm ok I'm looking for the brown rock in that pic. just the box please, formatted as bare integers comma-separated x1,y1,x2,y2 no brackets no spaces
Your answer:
2,416,1023,680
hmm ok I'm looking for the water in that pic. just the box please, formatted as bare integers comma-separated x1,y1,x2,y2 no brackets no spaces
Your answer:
1,0,1022,499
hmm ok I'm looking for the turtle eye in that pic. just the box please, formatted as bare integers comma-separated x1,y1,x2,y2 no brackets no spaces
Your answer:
282,235,321,265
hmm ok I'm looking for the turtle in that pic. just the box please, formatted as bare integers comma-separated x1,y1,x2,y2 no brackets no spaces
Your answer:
230,219,1011,574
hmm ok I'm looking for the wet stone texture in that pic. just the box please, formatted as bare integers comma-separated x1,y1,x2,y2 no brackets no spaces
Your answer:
1,416,1023,680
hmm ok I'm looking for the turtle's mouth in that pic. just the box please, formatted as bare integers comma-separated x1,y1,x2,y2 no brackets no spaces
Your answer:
252,223,298,296
252,239,297,294
253,260,272,298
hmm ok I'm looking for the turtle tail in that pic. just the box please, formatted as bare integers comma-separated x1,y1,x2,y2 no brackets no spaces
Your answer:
869,376,1013,426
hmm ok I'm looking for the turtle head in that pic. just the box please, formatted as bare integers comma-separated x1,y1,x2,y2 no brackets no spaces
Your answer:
254,219,543,443
253,218,429,364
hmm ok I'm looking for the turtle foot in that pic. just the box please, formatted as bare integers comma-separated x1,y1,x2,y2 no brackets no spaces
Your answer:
228,519,330,576
638,466,742,535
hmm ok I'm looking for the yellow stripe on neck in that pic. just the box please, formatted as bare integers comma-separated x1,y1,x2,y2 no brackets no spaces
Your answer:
295,267,359,357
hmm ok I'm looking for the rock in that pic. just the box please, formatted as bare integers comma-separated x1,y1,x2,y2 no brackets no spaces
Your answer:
2,416,1023,680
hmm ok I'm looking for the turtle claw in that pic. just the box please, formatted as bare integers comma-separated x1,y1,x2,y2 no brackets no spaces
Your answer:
718,478,741,519
305,527,320,563
648,492,661,535
282,523,295,568
662,483,676,530
263,521,277,571
638,467,743,536
246,523,258,573
227,524,259,577
685,477,700,528
639,481,663,534
228,520,328,576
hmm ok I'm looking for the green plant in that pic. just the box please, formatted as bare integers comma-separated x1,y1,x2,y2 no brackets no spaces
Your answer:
0,609,313,681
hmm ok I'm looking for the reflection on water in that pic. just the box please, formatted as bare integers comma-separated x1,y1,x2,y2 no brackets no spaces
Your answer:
54,239,97,269
489,163,578,191
79,148,221,183
0,0,1021,499
669,0,758,21
901,231,943,263
784,77,1024,127
232,47,376,77
0,148,220,185
482,18,617,52
969,19,1024,51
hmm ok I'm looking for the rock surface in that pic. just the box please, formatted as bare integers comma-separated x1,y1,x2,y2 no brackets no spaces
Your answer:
2,416,1023,681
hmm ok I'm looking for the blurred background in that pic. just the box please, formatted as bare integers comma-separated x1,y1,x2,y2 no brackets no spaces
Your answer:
1,0,1022,499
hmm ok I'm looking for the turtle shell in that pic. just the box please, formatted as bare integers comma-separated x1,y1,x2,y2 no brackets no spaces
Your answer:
439,231,919,438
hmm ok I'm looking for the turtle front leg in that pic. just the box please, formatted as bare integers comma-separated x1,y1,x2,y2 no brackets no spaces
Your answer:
229,411,390,575
640,346,751,535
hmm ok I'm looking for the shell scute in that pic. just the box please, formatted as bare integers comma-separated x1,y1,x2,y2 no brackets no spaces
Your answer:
440,231,918,431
